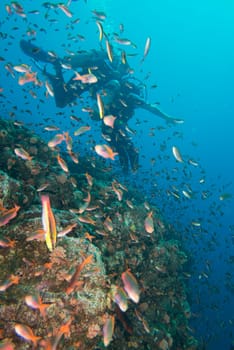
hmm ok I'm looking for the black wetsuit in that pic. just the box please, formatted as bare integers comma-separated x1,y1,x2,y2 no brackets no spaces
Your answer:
20,40,141,173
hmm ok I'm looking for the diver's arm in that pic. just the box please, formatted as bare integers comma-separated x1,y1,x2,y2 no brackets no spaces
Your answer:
128,93,184,124
141,103,183,123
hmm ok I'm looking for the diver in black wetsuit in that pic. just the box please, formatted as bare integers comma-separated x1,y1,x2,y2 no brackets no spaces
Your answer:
20,39,181,173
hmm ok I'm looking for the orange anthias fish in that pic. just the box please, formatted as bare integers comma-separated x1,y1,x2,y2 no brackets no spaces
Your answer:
144,211,154,234
48,133,65,148
95,144,118,160
66,255,93,295
14,324,41,347
112,286,128,312
76,198,90,215
112,181,123,201
103,115,116,129
73,72,98,84
39,317,73,350
74,125,91,136
121,269,140,304
57,154,69,173
0,238,15,248
68,150,79,164
85,173,93,187
25,294,51,318
0,205,20,227
26,229,46,242
77,215,96,225
18,72,38,86
63,131,73,151
14,147,32,161
57,223,77,238
41,195,57,252
103,216,113,232
5,4,12,15
0,274,20,292
103,315,115,347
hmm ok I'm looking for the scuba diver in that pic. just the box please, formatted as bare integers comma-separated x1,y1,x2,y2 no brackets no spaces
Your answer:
20,39,181,173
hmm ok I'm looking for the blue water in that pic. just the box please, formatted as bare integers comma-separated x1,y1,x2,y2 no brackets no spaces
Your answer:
1,0,234,349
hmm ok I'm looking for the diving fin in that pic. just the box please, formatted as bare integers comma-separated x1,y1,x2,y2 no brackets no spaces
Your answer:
20,40,59,65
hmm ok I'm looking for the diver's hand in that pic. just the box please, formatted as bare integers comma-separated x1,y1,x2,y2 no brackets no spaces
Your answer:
165,116,185,125
145,103,185,124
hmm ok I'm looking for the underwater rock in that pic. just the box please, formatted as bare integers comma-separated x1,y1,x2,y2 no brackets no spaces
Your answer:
0,170,34,208
0,206,107,349
0,118,199,349
0,118,84,209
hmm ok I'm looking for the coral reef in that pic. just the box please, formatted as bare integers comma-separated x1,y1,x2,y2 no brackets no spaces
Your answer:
0,118,198,349
1,209,107,349
0,118,81,209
